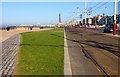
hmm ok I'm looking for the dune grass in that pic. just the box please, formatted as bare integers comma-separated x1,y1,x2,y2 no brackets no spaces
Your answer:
16,28,64,75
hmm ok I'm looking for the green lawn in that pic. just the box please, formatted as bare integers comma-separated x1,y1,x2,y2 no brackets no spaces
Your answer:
16,28,64,75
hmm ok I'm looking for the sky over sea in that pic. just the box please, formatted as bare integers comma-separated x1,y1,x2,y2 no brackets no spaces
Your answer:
0,0,119,27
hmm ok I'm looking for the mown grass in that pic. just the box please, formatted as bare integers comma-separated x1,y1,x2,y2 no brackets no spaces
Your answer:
16,28,64,75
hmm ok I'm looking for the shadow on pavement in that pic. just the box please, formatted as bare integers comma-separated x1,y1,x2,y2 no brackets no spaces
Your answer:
50,33,119,57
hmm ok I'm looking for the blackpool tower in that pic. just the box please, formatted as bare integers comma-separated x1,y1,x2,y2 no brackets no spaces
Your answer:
58,13,62,27
59,13,61,23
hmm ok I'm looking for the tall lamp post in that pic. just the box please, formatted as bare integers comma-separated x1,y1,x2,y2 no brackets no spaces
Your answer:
105,7,108,25
77,7,80,27
84,0,87,28
73,12,75,26
95,12,97,28
113,0,116,35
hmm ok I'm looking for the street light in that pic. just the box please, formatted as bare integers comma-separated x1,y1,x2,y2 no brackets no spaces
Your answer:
77,7,80,27
84,0,87,28
105,7,108,25
73,12,76,26
95,12,97,28
113,0,116,35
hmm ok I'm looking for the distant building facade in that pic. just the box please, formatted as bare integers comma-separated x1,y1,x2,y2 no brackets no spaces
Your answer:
59,13,61,23
118,1,120,23
58,13,63,27
118,1,120,14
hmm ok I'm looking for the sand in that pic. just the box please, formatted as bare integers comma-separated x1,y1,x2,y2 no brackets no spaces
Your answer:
0,28,52,42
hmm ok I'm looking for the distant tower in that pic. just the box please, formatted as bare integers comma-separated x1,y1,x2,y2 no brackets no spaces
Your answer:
59,13,61,23
58,13,62,27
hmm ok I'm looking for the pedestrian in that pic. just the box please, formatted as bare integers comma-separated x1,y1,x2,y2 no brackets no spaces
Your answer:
6,27,10,31
30,27,32,30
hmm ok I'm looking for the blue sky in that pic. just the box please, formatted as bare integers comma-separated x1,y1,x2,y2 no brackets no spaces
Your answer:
1,2,119,27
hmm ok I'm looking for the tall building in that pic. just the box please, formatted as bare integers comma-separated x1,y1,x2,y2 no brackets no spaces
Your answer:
118,1,120,23
58,13,63,27
59,13,61,23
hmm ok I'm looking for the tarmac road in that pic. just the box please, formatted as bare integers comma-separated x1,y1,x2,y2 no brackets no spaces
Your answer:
65,27,118,76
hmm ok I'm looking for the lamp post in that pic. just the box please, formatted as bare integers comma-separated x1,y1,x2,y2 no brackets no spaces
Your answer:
95,12,97,28
105,7,108,25
84,0,87,28
113,0,116,35
77,7,80,27
73,12,75,26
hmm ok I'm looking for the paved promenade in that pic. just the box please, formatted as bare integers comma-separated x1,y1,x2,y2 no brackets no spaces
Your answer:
0,34,20,76
0,28,52,42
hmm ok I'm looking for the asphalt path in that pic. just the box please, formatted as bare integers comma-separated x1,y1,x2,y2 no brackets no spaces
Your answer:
65,27,118,76
86,27,120,35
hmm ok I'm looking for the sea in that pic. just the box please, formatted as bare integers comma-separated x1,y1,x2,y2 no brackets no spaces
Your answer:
0,25,8,30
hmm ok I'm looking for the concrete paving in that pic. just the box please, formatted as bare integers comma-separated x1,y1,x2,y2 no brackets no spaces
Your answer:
0,34,20,76
64,30,72,75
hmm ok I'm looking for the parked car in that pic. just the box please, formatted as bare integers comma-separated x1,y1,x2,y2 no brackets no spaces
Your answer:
104,24,113,33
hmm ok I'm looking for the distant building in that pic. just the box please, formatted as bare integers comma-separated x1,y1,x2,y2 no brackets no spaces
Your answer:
118,1,120,23
59,13,61,23
104,15,119,25
58,13,63,27
87,18,92,26
98,17,106,25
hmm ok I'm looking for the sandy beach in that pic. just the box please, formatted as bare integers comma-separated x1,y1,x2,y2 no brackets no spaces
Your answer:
0,28,53,42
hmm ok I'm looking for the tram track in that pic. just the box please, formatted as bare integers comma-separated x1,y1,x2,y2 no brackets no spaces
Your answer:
68,27,119,57
65,27,118,76
78,43,109,77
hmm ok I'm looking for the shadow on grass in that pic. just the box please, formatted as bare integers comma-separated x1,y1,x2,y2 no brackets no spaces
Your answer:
11,43,81,49
18,44,64,47
50,34,79,43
